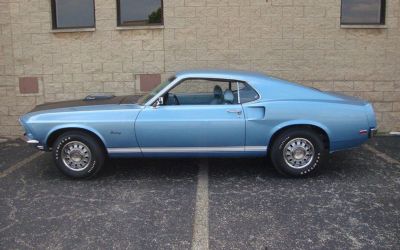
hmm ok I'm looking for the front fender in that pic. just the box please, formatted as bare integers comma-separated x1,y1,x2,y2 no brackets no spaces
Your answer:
45,124,107,149
21,105,142,150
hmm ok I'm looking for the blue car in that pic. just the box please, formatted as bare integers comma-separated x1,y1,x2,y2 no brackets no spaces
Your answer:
20,70,377,178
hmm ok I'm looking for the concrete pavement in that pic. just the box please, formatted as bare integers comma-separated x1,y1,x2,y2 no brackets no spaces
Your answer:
0,137,399,249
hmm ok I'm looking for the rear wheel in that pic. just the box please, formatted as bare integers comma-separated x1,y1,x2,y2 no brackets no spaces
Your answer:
52,131,105,179
270,128,327,177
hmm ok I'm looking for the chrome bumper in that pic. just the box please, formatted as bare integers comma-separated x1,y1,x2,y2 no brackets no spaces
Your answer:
369,128,378,138
21,134,44,150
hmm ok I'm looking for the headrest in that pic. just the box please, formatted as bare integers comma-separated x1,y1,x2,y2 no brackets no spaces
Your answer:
224,90,234,104
214,85,223,97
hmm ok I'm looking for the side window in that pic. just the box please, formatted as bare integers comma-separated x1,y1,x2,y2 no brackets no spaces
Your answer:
237,82,259,103
117,0,163,27
170,79,225,94
51,0,95,29
165,79,239,105
341,0,386,25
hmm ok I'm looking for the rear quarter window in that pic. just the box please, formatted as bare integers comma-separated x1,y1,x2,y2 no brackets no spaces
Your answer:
238,82,259,103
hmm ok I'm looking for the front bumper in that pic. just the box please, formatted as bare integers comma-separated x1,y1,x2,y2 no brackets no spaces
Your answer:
369,128,378,138
22,134,44,150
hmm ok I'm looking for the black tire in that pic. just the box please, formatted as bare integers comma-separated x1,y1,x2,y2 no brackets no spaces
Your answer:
52,131,105,179
270,128,327,177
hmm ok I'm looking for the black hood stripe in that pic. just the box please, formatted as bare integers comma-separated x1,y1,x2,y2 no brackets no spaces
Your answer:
30,95,141,113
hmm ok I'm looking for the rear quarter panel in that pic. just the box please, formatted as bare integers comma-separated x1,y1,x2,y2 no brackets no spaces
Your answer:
243,100,370,152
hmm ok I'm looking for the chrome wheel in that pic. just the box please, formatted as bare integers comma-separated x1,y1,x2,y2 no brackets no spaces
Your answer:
283,138,314,169
61,141,92,171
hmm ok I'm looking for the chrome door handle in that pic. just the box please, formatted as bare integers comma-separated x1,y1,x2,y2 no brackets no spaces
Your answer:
227,109,242,115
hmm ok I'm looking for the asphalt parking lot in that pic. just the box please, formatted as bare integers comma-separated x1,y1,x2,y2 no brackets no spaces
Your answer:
0,137,399,249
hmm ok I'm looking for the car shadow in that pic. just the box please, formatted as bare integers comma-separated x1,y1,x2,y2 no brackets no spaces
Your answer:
104,150,358,179
37,149,363,182
206,149,363,181
97,157,200,180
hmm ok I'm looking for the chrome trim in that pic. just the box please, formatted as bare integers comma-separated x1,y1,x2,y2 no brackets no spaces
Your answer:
27,139,39,144
107,146,267,154
142,146,244,153
238,81,262,105
283,138,315,169
61,141,92,171
144,76,262,106
236,81,241,104
226,109,242,115
245,146,267,152
22,135,39,144
369,128,378,138
145,77,181,106
107,148,142,153
22,135,45,150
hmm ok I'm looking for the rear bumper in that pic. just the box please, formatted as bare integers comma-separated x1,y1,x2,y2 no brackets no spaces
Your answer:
369,128,378,138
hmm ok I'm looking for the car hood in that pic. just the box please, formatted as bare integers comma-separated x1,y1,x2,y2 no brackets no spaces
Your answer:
30,95,142,113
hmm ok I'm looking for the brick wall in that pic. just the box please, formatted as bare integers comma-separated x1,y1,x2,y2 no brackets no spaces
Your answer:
0,0,15,137
0,0,399,137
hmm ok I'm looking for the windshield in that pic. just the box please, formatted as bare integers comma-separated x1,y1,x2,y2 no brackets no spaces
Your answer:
137,76,176,105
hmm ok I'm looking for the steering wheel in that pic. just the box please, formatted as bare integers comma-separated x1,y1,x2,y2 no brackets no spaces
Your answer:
166,93,180,105
172,93,180,105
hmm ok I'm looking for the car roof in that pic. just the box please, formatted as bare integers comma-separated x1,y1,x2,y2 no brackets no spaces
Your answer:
175,69,270,82
174,69,327,102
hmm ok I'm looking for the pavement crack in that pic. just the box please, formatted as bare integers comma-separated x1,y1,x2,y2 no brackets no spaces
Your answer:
0,199,19,233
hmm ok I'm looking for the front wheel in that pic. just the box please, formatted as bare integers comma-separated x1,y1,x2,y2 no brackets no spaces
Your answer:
270,128,327,177
52,131,105,179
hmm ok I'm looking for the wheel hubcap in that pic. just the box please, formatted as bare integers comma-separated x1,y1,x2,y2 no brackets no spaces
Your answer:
61,141,92,171
283,138,314,169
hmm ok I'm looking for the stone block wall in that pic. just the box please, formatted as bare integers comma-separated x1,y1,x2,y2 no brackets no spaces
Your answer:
163,0,400,132
0,0,399,137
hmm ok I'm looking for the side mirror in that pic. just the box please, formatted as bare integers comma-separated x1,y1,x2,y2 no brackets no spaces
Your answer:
153,96,164,108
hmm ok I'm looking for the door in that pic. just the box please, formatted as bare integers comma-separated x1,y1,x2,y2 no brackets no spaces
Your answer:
135,78,245,156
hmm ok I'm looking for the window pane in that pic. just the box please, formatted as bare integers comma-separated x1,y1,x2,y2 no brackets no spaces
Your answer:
171,79,228,94
237,82,259,103
168,79,239,105
341,0,384,24
53,0,95,28
118,0,163,26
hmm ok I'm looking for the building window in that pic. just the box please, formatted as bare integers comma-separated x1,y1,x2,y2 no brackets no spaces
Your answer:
341,0,386,25
117,0,163,27
51,0,95,29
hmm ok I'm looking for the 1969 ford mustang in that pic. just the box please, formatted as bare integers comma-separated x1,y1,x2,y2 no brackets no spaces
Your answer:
20,70,377,178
